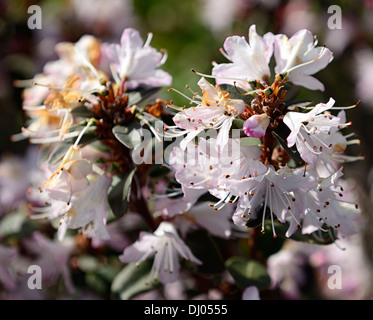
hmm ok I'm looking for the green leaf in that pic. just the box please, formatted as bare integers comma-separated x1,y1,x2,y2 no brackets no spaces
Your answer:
225,257,271,290
241,137,261,147
111,260,159,300
71,105,95,118
112,124,143,149
107,168,136,218
85,272,109,296
47,132,98,165
127,87,161,106
218,84,253,105
77,255,99,273
47,142,71,164
0,210,32,238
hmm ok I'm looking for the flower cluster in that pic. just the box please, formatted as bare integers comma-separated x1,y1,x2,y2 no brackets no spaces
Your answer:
6,24,363,297
167,25,362,240
15,28,172,240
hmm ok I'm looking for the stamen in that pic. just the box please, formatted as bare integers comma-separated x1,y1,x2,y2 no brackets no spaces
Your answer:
73,119,96,149
158,49,168,67
30,131,82,144
346,139,360,146
219,47,232,61
144,32,153,47
261,183,270,234
268,181,277,238
286,46,327,75
110,63,121,84
22,105,46,111
168,88,199,105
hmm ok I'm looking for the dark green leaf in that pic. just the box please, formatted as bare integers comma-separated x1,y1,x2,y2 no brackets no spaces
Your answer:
149,164,171,178
185,230,225,274
230,118,248,138
111,260,159,300
112,124,143,149
286,100,313,112
272,123,304,164
47,133,98,164
107,168,136,218
232,118,244,129
225,257,271,290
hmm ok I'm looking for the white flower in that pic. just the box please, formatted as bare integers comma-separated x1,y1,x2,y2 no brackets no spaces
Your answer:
44,35,102,77
171,202,233,239
38,145,112,240
57,173,112,241
103,28,172,89
212,25,274,90
301,168,359,237
43,146,94,205
283,98,361,172
119,222,202,285
168,137,267,221
232,166,318,237
274,29,333,91
172,77,246,150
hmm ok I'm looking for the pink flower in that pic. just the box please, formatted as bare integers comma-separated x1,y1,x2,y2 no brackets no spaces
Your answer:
23,232,75,293
103,28,172,89
0,245,18,291
242,286,260,300
243,114,270,138
120,222,202,285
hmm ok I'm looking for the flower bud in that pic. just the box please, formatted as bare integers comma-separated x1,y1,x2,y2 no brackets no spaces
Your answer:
243,114,270,138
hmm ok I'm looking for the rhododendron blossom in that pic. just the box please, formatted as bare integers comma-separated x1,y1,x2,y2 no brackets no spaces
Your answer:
5,23,364,301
